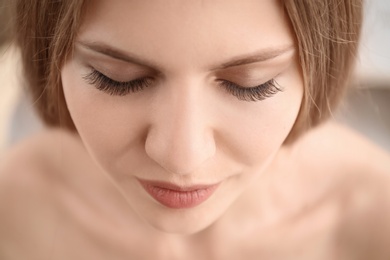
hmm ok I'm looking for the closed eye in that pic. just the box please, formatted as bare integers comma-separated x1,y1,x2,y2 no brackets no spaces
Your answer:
83,69,153,96
217,79,282,102
83,68,281,101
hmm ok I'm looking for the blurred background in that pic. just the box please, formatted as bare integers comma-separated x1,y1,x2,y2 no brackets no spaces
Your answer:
0,0,389,158
337,0,390,152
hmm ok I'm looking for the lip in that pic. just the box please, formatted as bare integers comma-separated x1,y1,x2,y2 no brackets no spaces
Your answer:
138,179,220,209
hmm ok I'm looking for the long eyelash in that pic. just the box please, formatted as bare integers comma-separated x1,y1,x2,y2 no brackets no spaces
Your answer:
83,69,153,96
218,79,282,102
83,69,281,101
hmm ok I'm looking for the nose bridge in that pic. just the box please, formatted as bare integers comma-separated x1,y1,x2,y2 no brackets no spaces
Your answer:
145,79,215,175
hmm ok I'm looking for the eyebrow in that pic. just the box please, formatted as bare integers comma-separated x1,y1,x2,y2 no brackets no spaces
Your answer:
77,40,159,70
215,45,294,70
76,40,294,71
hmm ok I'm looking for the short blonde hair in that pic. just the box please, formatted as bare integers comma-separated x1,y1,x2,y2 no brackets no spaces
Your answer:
13,0,363,142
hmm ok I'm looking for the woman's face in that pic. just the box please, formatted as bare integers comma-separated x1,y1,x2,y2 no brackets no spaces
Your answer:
61,0,303,234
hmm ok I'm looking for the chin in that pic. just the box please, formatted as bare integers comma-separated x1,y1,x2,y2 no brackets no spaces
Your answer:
144,208,219,235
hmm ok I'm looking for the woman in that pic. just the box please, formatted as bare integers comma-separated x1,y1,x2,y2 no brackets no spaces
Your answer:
1,0,390,259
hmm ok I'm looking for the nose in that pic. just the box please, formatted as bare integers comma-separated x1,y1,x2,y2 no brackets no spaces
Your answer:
145,82,216,175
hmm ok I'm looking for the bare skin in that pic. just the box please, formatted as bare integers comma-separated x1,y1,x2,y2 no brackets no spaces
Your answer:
2,0,390,259
1,121,389,260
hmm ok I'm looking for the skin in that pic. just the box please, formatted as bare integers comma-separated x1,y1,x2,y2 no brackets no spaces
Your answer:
62,0,302,234
1,0,390,259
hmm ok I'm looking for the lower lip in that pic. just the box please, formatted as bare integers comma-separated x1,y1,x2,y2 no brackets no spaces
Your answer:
139,181,219,209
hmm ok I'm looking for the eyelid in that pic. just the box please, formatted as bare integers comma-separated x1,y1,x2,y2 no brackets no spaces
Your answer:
217,78,282,102
83,68,282,101
83,69,154,96
214,53,294,87
84,69,134,85
87,61,153,81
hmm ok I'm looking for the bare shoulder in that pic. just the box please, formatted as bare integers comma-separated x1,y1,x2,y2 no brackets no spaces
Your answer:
294,121,390,258
295,121,390,175
0,127,99,207
0,129,88,258
296,120,390,204
0,127,84,198
292,120,390,204
0,128,84,186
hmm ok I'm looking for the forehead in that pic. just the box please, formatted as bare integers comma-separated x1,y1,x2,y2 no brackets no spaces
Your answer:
78,0,294,71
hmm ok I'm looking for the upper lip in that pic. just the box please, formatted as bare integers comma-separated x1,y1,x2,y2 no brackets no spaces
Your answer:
137,178,219,192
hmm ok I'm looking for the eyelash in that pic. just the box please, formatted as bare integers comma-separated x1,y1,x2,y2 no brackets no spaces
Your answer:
83,69,153,96
217,79,281,102
83,69,282,102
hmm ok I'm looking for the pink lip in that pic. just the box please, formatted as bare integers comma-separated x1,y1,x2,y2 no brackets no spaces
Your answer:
138,179,219,209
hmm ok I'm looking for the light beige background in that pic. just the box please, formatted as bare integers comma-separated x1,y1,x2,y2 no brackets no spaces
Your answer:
0,45,20,157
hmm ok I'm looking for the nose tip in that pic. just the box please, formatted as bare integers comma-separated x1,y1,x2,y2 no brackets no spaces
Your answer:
144,78,216,175
145,128,216,175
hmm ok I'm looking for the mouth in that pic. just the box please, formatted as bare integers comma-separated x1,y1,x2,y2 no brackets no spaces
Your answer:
138,179,220,209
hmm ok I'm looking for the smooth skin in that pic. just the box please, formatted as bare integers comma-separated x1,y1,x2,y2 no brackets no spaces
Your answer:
64,0,302,235
1,0,390,259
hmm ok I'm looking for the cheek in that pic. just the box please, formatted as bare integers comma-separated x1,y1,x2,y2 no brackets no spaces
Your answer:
217,65,303,168
61,61,147,169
